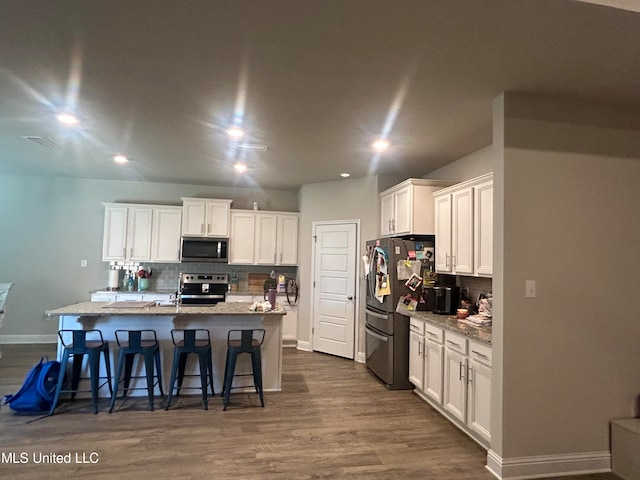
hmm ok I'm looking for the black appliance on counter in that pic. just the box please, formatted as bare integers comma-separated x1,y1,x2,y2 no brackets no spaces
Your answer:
432,285,460,315
179,273,228,305
364,236,433,390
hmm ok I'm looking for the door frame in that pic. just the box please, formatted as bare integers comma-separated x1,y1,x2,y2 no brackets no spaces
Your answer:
309,219,361,360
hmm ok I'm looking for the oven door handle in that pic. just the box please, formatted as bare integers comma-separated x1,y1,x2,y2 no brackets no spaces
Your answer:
180,294,225,299
365,309,388,320
365,325,388,342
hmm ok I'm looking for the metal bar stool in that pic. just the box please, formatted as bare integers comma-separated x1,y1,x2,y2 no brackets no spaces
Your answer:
222,329,265,411
165,329,215,410
109,330,164,413
49,329,112,415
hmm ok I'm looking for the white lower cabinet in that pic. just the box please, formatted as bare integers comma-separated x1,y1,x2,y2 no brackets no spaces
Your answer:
225,294,297,346
90,292,172,303
408,319,425,390
409,318,491,448
423,324,444,404
444,330,468,423
467,340,492,444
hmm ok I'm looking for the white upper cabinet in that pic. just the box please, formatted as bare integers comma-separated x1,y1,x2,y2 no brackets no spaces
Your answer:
181,198,232,237
102,204,153,262
102,203,182,263
276,214,299,265
255,213,278,264
433,173,493,277
151,207,182,263
474,179,494,276
380,179,451,237
229,211,256,264
229,210,299,265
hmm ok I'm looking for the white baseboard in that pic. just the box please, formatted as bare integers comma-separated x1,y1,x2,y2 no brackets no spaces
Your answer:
486,449,611,479
0,334,57,344
296,340,311,351
355,351,365,363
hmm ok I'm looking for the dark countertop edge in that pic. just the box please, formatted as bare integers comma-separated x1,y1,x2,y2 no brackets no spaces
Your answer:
397,305,492,345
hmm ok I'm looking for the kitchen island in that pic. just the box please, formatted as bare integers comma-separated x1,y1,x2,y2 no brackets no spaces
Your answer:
45,301,286,396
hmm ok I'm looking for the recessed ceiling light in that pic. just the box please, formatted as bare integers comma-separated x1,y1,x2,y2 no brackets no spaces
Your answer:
56,113,79,126
113,155,129,164
234,162,247,173
340,173,350,178
226,125,245,139
372,138,390,152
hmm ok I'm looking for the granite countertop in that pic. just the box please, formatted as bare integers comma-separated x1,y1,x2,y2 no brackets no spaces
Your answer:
91,288,177,295
46,301,286,317
396,304,492,344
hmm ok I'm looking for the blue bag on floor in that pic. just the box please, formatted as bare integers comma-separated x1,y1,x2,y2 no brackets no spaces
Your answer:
2,356,61,414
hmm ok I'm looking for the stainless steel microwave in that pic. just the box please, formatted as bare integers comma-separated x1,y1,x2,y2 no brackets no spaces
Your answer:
181,237,228,263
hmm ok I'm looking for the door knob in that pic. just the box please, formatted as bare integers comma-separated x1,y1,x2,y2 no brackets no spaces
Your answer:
347,296,353,300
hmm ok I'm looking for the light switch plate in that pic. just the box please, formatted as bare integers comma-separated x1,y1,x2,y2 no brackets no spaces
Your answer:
525,280,536,298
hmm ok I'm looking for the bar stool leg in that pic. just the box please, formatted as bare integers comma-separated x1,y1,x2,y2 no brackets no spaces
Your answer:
88,351,101,414
207,348,215,396
154,348,164,396
50,352,70,416
70,353,83,399
123,354,135,397
165,348,181,410
197,353,209,410
103,346,113,396
223,351,238,411
108,349,127,413
143,351,156,411
251,350,264,407
176,352,188,395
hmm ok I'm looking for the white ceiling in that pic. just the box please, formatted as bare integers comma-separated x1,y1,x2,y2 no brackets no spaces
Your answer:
1,0,639,191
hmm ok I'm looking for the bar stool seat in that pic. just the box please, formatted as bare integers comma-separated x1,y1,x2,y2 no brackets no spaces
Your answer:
165,329,215,410
222,329,265,411
109,330,164,413
50,329,112,415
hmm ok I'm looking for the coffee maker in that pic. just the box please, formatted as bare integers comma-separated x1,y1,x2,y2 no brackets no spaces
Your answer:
432,285,460,315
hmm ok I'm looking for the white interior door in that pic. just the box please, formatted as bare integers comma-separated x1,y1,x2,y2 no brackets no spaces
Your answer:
312,222,357,359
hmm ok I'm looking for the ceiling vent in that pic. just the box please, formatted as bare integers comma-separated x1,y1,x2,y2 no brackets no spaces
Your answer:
237,143,268,151
22,136,59,148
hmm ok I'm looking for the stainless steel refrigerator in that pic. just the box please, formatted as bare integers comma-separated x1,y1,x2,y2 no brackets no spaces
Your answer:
364,236,434,390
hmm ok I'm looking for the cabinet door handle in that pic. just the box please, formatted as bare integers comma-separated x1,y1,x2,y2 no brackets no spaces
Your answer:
467,366,473,385
200,223,204,234
445,254,449,268
280,252,283,263
471,350,488,359
122,248,126,258
459,363,465,381
207,223,211,234
447,340,461,349
426,331,438,338
418,341,422,357
391,219,395,232
129,248,133,258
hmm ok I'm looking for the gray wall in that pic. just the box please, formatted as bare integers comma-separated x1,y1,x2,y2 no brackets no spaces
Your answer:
423,92,640,473
298,175,381,356
497,93,640,462
0,174,298,339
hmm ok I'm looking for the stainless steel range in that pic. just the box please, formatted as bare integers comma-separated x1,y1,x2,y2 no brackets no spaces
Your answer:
179,273,228,305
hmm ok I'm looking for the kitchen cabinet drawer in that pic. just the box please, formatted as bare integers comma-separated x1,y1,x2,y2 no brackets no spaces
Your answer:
91,293,117,302
444,330,467,354
469,340,492,367
409,318,425,335
424,323,444,344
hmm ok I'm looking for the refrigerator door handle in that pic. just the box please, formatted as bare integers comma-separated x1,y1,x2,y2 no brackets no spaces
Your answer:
365,309,388,320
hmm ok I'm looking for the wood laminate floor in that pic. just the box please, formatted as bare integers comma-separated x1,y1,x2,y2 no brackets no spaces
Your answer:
0,344,622,480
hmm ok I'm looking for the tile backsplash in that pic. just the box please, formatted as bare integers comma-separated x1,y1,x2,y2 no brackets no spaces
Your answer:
130,263,298,291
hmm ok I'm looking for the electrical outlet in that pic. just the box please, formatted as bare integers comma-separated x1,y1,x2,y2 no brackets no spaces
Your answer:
525,280,536,298
80,259,87,268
